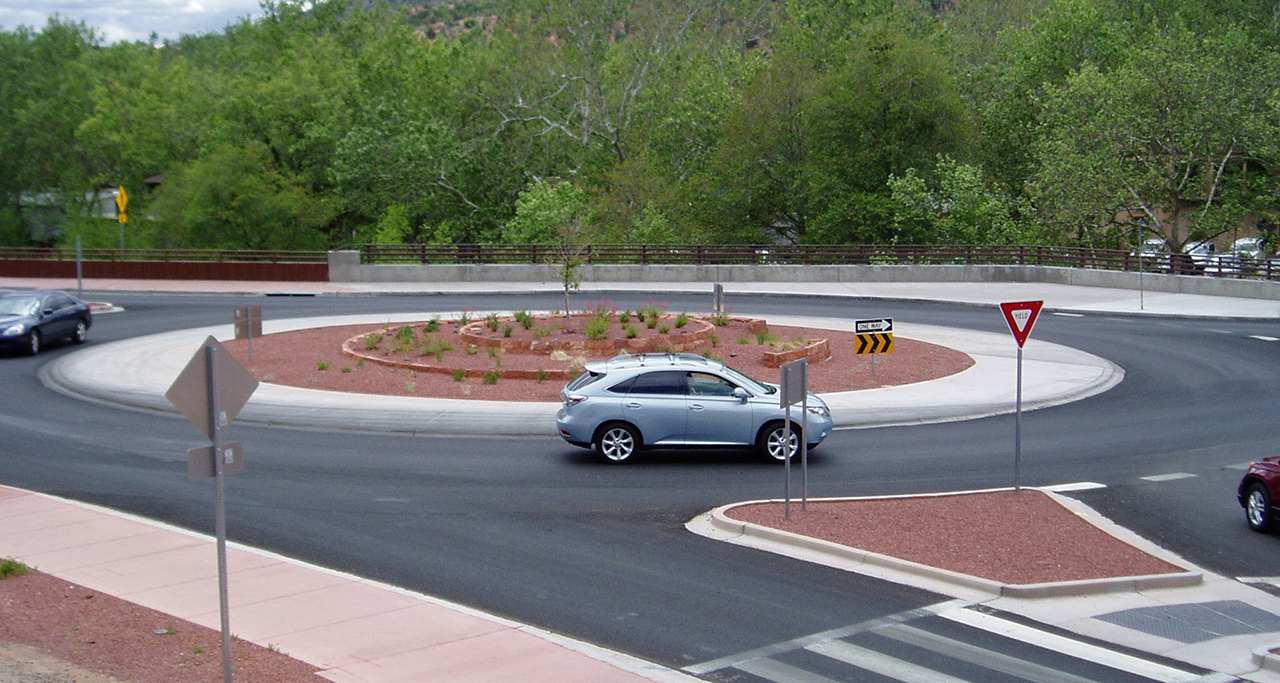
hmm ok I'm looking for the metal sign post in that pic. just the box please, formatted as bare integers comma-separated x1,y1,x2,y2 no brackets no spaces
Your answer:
233,306,262,362
75,236,83,298
780,359,809,518
999,301,1044,494
166,337,259,683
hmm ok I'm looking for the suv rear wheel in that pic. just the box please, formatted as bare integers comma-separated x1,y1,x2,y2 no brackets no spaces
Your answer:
595,423,640,463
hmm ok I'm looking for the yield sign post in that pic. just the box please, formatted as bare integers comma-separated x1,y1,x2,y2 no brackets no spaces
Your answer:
166,336,258,683
998,301,1043,494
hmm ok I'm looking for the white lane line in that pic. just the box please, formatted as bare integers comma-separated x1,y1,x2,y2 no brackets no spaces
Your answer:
1053,312,1084,318
808,640,973,683
1043,482,1107,492
1140,473,1197,482
939,608,1202,683
1225,462,1253,471
1249,335,1279,342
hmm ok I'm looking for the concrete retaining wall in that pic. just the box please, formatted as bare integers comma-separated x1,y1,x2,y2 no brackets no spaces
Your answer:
327,250,1280,301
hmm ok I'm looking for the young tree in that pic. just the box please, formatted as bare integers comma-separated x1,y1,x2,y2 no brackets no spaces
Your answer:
504,178,591,317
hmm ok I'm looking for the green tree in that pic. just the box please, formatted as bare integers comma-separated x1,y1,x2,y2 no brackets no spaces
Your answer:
329,101,483,242
150,142,331,250
889,156,1033,244
0,19,101,243
1031,24,1280,250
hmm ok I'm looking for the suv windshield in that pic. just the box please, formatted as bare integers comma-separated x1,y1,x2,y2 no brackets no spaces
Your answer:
719,365,774,395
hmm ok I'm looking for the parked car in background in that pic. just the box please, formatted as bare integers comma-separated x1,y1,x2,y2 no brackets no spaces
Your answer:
557,353,833,463
1240,457,1280,532
0,290,93,355
1180,240,1219,274
1230,237,1266,260
1130,238,1170,271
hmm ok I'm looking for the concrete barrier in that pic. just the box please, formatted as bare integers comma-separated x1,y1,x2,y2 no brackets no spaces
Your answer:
327,251,1280,300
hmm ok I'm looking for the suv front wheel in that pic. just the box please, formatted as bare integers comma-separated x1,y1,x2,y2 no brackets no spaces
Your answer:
758,422,801,463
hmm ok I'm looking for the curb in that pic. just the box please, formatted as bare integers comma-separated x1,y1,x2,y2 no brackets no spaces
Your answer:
691,488,1203,600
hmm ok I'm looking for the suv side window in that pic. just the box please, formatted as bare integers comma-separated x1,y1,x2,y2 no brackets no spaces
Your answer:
626,370,686,396
688,372,736,397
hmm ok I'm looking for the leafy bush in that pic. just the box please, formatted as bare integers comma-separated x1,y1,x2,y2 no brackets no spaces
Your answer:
585,312,611,340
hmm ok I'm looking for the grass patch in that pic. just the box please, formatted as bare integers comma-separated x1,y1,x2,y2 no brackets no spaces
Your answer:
0,558,30,578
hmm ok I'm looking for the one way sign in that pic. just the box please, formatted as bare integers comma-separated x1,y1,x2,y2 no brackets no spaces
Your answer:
855,318,893,333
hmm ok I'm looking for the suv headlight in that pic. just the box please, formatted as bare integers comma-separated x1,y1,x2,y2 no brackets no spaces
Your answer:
806,405,830,419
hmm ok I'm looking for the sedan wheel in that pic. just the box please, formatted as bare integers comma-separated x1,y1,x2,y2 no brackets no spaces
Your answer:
27,330,41,356
758,423,800,462
595,424,640,463
1246,484,1274,532
73,319,88,344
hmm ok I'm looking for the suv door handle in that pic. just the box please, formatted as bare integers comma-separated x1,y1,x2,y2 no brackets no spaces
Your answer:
624,402,642,410
689,404,704,411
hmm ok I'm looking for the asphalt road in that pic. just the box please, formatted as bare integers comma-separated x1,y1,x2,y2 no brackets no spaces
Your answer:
3,291,1279,678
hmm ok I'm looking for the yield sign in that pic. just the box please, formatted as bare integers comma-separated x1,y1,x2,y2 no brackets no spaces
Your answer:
166,336,259,439
999,301,1044,348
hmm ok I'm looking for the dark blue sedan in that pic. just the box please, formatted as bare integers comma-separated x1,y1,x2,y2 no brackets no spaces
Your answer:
0,290,93,355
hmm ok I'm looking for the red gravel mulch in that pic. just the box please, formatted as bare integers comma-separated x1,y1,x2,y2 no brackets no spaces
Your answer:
726,490,1186,585
0,570,326,683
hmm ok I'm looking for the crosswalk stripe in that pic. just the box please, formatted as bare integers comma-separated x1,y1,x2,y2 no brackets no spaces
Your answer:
1140,473,1197,482
734,657,843,683
682,600,966,675
940,608,1202,683
808,640,973,683
1043,481,1107,492
877,623,1102,683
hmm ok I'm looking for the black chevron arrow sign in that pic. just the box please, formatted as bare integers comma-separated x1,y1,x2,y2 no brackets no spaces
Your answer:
855,332,894,355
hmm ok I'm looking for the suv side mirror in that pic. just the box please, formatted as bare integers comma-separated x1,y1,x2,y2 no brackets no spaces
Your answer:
733,387,750,403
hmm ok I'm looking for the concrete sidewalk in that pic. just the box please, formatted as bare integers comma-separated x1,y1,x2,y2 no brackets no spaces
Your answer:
0,486,695,683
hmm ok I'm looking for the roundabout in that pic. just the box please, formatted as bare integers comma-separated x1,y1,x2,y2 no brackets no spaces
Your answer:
39,310,1122,436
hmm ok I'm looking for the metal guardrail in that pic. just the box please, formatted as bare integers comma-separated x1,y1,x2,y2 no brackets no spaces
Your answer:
347,243,1280,281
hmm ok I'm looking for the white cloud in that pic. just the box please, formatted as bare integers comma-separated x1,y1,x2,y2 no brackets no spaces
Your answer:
0,0,266,43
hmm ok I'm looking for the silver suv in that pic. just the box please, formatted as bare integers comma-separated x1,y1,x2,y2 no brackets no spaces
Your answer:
556,353,833,463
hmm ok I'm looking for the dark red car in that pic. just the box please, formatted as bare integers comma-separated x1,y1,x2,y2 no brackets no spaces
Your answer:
1239,457,1280,532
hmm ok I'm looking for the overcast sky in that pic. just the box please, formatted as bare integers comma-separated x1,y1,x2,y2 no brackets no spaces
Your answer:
0,1,267,44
